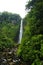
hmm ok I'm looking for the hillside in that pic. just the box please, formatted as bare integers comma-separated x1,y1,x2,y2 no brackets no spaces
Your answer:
0,12,21,50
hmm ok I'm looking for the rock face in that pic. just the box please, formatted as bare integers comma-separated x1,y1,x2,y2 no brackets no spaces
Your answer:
0,43,28,65
0,47,26,65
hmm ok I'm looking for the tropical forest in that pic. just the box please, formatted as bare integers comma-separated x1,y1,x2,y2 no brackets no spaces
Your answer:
0,0,43,65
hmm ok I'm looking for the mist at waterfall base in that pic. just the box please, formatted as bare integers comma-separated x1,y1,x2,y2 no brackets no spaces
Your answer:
18,20,23,43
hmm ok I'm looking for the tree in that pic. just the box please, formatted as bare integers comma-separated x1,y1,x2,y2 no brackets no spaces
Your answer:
0,12,21,50
17,0,43,65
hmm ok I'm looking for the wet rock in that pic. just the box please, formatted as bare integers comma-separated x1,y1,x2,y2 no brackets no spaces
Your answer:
8,52,12,54
2,59,7,63
0,47,24,65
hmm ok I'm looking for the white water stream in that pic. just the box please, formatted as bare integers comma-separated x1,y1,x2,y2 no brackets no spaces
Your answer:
18,19,23,43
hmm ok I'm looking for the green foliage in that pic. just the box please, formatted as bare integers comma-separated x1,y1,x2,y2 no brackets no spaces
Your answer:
17,0,43,65
32,59,42,65
0,12,21,50
18,35,43,61
0,11,21,24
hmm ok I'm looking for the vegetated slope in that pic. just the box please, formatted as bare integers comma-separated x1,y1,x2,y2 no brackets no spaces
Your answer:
0,12,21,50
17,0,43,65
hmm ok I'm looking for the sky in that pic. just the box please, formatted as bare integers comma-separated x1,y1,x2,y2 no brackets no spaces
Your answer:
0,0,28,18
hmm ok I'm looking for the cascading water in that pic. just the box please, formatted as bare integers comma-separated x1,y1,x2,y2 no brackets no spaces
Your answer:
18,19,23,43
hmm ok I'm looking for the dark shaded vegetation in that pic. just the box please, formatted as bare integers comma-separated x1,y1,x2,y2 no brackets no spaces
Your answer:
0,12,21,50
17,0,43,65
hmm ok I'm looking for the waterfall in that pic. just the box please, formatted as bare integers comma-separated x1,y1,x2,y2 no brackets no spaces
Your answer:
18,19,23,43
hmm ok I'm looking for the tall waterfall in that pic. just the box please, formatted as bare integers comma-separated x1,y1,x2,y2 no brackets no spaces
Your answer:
18,19,23,43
